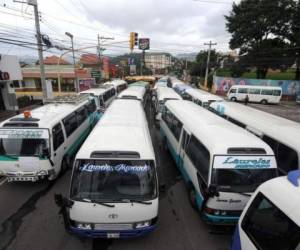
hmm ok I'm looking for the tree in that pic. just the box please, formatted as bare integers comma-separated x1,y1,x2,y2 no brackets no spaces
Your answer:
225,0,296,79
190,50,220,77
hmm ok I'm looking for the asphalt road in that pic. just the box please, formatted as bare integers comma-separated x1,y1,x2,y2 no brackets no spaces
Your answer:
0,99,232,250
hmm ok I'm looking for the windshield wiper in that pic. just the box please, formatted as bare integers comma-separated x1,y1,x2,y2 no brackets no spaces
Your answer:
82,198,115,208
219,187,252,197
118,198,152,205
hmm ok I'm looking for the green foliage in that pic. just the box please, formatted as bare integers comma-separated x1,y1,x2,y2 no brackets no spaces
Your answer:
225,0,297,79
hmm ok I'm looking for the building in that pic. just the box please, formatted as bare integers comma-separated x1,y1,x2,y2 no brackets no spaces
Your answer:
0,54,22,112
145,53,172,74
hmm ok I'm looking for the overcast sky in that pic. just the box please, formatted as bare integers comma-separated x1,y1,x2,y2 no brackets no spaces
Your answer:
0,0,238,59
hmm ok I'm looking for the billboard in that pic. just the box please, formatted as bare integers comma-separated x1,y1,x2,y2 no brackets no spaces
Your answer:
102,57,110,79
79,78,95,91
213,76,300,96
138,38,150,50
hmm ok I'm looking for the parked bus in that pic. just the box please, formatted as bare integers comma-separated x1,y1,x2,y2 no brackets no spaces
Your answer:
185,88,223,108
80,84,116,111
55,99,158,238
118,85,147,107
210,101,300,175
231,170,300,250
104,79,127,94
173,84,193,100
154,87,182,120
160,100,277,224
0,95,98,182
227,85,282,104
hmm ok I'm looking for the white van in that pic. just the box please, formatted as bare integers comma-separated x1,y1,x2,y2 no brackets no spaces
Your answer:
210,101,300,175
80,84,116,111
104,79,127,94
0,95,98,182
228,85,282,104
154,87,182,120
160,100,277,225
55,99,159,238
231,170,300,250
185,88,223,108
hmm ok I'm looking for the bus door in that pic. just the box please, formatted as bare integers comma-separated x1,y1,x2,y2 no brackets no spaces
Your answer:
178,129,190,180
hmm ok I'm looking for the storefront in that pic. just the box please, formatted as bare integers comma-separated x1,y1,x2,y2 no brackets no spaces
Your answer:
0,55,22,111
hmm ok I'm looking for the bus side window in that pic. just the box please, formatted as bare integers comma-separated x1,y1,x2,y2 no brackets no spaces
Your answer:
76,106,88,126
186,135,210,183
181,130,190,151
171,115,182,141
277,143,298,173
63,113,78,137
99,95,104,107
227,117,246,128
273,89,281,96
87,99,96,113
241,192,300,250
52,123,64,151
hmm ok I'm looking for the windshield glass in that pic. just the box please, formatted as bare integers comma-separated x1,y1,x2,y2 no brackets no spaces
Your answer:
70,159,157,202
212,155,277,192
0,129,50,157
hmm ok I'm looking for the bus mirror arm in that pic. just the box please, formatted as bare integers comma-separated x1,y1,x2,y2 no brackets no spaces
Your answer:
207,185,219,198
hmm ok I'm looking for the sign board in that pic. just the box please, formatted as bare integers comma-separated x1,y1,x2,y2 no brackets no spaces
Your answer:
0,129,49,139
46,80,53,99
213,155,277,169
128,58,135,65
130,65,137,75
138,38,150,50
0,55,22,81
79,78,95,91
91,69,101,78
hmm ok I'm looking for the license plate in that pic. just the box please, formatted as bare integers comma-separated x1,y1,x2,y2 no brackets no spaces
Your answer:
107,233,120,239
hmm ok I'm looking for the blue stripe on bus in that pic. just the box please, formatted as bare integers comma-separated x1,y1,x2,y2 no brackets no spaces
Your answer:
231,226,242,250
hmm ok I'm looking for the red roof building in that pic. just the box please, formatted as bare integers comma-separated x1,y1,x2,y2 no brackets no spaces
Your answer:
80,54,100,65
43,55,70,65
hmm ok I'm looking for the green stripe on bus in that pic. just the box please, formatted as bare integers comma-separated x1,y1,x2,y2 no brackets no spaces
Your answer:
65,127,92,157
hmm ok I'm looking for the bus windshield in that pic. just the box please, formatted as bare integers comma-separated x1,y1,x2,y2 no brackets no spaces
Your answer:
71,159,157,202
212,155,277,192
0,129,50,157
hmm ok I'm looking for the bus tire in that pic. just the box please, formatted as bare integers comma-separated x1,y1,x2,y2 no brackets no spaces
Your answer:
60,156,69,176
261,99,268,105
188,187,197,210
230,97,237,102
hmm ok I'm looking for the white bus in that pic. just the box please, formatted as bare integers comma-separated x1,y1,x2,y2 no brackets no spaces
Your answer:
0,95,98,182
154,87,182,120
228,85,282,104
80,84,116,111
210,101,300,175
231,170,300,250
185,88,224,108
104,79,127,94
55,99,159,238
118,85,146,102
160,100,277,225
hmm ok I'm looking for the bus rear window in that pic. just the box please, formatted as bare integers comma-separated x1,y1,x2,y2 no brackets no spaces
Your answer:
227,148,266,154
242,192,300,250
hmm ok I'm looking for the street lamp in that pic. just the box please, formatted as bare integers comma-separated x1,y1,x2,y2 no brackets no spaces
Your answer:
65,32,79,93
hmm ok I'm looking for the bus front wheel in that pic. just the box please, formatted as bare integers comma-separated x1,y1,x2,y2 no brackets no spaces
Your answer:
60,157,69,175
230,97,237,102
261,99,268,105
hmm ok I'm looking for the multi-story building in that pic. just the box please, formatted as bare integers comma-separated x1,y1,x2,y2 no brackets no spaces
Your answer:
145,53,172,74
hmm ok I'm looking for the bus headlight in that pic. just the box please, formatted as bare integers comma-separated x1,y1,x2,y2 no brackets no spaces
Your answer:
135,220,151,229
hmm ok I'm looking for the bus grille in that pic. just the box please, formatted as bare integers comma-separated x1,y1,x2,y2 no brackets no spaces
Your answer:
94,223,133,230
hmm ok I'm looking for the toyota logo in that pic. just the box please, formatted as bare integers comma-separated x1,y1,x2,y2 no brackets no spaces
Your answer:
108,214,118,219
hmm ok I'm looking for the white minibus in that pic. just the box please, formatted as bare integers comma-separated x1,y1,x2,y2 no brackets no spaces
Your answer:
55,99,158,238
80,84,116,112
154,87,182,120
210,101,300,175
185,88,224,108
228,85,282,104
0,95,98,182
118,85,146,102
104,79,127,94
160,100,277,225
231,170,300,250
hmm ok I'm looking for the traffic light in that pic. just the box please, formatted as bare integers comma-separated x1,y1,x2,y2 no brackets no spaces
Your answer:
129,32,138,50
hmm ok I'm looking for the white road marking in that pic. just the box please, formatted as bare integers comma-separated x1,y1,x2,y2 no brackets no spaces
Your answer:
0,177,7,186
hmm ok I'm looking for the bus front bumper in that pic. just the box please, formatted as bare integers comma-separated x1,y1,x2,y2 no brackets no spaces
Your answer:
202,212,240,225
3,169,55,182
69,224,156,239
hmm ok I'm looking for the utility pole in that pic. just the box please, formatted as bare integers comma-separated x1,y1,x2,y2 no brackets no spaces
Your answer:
97,35,114,80
204,41,217,89
14,0,48,99
65,32,78,92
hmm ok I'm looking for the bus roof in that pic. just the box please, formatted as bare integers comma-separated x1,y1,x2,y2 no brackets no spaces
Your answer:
210,102,300,151
118,86,146,100
80,85,114,96
185,88,224,102
230,85,282,90
157,87,182,101
76,99,155,160
258,175,300,226
105,79,127,87
166,100,274,155
173,83,192,92
1,99,90,129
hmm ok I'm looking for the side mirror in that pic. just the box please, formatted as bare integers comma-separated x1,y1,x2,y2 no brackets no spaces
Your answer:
42,148,50,158
207,185,219,197
54,194,74,208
